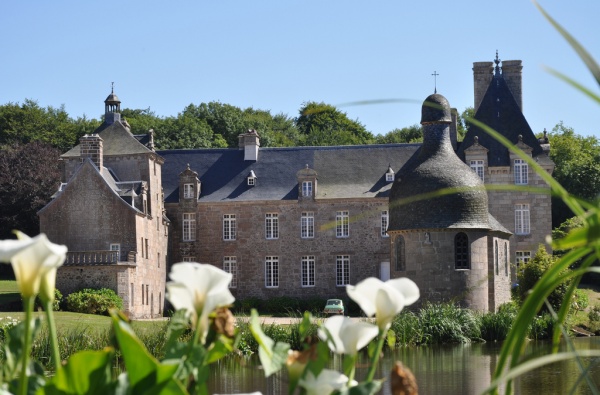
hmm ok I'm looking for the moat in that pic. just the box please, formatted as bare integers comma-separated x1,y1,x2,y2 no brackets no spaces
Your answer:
207,337,600,395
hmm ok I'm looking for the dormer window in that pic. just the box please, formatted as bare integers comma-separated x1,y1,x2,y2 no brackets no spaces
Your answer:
302,181,313,197
296,165,317,201
247,170,257,186
183,183,195,199
178,164,200,203
385,165,395,182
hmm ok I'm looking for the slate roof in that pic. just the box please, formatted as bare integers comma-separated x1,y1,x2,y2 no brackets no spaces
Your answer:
158,144,420,203
389,94,492,231
61,120,154,158
457,73,544,166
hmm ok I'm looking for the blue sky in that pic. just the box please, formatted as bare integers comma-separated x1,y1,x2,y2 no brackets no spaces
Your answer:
1,1,599,138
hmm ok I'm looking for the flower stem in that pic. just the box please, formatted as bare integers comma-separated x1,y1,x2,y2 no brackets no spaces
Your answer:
366,329,386,382
18,296,34,395
44,300,62,374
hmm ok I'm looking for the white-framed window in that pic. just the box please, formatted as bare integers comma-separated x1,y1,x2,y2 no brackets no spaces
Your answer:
223,214,236,240
514,159,528,185
110,243,120,262
515,204,530,235
336,255,350,286
470,160,485,181
386,172,394,182
183,183,195,199
223,256,237,288
381,210,389,237
182,213,196,241
182,257,195,262
301,256,315,287
265,213,279,239
248,177,256,186
515,251,531,267
301,212,314,239
336,211,349,238
302,181,313,197
265,256,279,288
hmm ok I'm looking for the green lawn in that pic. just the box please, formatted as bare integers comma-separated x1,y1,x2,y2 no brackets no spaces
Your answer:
0,280,166,334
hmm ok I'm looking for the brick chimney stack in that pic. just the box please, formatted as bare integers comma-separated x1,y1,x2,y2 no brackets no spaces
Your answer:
472,61,494,113
80,134,103,170
238,129,260,161
501,60,523,111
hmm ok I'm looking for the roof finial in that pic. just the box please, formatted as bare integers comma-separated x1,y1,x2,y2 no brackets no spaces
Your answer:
431,71,439,94
494,50,501,76
111,82,114,94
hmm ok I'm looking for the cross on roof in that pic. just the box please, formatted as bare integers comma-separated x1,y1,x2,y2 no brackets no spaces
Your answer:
431,71,439,94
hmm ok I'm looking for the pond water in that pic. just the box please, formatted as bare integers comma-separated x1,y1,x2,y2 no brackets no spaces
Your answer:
207,337,600,395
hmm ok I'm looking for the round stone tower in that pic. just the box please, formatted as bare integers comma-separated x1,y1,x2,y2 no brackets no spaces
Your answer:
387,93,510,312
389,93,489,231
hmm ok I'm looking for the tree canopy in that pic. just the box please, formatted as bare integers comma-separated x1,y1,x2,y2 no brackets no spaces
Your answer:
549,122,600,227
0,142,61,239
375,125,422,144
295,102,374,145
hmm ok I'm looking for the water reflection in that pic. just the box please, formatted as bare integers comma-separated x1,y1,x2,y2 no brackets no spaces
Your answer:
207,338,600,395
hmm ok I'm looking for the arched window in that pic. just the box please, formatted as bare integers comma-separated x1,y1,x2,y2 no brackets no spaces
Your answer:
395,235,405,271
504,242,509,276
455,233,469,269
495,240,499,275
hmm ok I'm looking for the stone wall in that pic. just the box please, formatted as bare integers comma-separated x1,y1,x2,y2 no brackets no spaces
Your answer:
166,198,390,301
390,230,492,311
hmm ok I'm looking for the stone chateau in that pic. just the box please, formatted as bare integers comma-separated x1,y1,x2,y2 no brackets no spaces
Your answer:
39,56,553,318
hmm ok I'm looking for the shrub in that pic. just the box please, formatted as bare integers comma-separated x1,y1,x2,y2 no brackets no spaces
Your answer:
528,314,554,340
418,303,480,344
515,245,571,313
65,288,123,315
479,302,518,342
390,310,422,346
35,288,63,311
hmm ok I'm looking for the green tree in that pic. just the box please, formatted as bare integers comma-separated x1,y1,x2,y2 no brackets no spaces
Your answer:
375,125,422,143
120,107,163,136
549,122,600,227
295,102,374,146
155,112,225,150
0,100,92,151
0,142,61,239
458,106,474,141
515,245,571,313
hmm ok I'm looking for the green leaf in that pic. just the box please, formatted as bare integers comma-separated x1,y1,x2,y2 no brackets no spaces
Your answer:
306,342,330,378
335,380,383,395
164,309,191,359
249,309,290,377
40,349,115,395
299,311,312,341
386,330,396,349
206,335,235,364
110,312,187,394
342,355,356,378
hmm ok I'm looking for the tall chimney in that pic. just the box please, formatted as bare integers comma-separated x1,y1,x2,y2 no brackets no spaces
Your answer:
472,61,494,113
501,60,523,112
80,134,103,170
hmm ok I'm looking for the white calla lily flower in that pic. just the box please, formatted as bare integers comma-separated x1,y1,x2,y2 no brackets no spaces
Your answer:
299,369,356,395
347,277,419,331
166,262,235,342
0,232,67,298
318,315,378,355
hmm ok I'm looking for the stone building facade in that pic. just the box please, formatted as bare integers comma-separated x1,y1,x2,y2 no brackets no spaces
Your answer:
459,54,554,273
40,55,552,314
39,91,169,318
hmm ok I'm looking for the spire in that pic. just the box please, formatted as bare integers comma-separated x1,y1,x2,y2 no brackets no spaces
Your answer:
494,50,501,77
